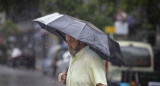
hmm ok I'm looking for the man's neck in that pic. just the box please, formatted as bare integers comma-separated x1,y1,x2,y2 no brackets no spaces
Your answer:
72,45,88,58
79,45,87,51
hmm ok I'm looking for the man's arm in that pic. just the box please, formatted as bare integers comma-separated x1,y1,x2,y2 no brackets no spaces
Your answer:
89,54,107,86
96,83,107,86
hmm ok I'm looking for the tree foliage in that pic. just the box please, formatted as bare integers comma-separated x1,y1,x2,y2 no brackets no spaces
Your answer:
120,0,160,44
39,0,117,31
0,0,40,22
0,0,159,44
120,0,160,26
1,19,19,38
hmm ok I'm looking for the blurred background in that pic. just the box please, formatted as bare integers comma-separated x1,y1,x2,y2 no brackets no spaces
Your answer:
0,0,160,86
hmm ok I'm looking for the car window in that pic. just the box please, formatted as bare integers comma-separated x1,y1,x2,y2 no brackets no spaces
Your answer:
120,46,151,67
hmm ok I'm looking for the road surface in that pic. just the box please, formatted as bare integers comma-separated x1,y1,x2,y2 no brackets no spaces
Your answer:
0,65,64,86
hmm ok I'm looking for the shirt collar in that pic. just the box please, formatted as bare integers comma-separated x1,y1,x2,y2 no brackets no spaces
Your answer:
72,45,89,60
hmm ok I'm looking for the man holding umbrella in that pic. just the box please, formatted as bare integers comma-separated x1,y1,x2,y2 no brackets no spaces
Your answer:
34,12,124,86
58,34,107,86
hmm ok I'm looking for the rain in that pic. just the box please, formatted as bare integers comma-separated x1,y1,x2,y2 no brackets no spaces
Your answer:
0,0,160,86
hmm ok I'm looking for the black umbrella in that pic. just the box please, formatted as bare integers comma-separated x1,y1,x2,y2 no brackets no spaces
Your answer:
33,12,125,66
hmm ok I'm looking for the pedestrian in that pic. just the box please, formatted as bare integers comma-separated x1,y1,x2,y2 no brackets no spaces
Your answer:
34,12,124,86
58,34,107,86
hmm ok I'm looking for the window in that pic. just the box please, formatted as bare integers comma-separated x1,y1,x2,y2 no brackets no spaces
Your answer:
120,47,151,67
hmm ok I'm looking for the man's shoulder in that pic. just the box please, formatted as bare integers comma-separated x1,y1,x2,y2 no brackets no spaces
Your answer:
85,48,102,62
84,48,105,69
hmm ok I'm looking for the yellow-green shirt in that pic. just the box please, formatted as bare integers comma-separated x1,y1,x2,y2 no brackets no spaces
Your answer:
66,46,107,86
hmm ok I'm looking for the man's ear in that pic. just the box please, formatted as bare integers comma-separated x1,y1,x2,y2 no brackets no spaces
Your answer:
80,42,87,47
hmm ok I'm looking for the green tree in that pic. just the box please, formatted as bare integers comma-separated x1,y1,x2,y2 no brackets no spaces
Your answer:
39,0,117,31
0,0,40,22
120,0,160,45
1,19,19,39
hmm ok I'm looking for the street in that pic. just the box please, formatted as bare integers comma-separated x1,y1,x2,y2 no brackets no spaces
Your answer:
0,65,64,86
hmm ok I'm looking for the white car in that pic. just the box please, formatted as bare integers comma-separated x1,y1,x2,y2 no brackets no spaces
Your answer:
107,41,154,86
55,51,71,76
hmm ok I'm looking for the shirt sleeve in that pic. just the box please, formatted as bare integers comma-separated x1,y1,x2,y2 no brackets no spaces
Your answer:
89,55,107,86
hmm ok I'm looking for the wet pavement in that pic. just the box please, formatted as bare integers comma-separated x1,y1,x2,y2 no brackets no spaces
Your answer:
0,65,65,86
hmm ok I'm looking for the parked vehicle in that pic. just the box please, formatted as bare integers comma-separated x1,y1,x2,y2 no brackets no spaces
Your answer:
42,44,68,76
52,46,68,76
106,41,160,86
152,46,160,71
55,51,71,76
7,48,22,68
7,47,35,69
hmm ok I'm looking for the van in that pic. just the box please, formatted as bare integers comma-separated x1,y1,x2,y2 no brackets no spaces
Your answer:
106,41,154,86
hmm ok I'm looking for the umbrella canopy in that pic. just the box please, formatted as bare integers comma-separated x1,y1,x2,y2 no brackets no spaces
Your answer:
33,12,125,66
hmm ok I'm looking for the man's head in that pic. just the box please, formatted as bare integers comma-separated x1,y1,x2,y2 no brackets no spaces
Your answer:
66,34,87,56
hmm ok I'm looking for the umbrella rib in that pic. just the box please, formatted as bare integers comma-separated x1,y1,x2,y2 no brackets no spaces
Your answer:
56,30,66,41
93,30,96,48
77,23,87,39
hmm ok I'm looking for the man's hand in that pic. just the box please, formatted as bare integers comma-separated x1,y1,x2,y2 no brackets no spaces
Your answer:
96,83,107,86
58,72,67,84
